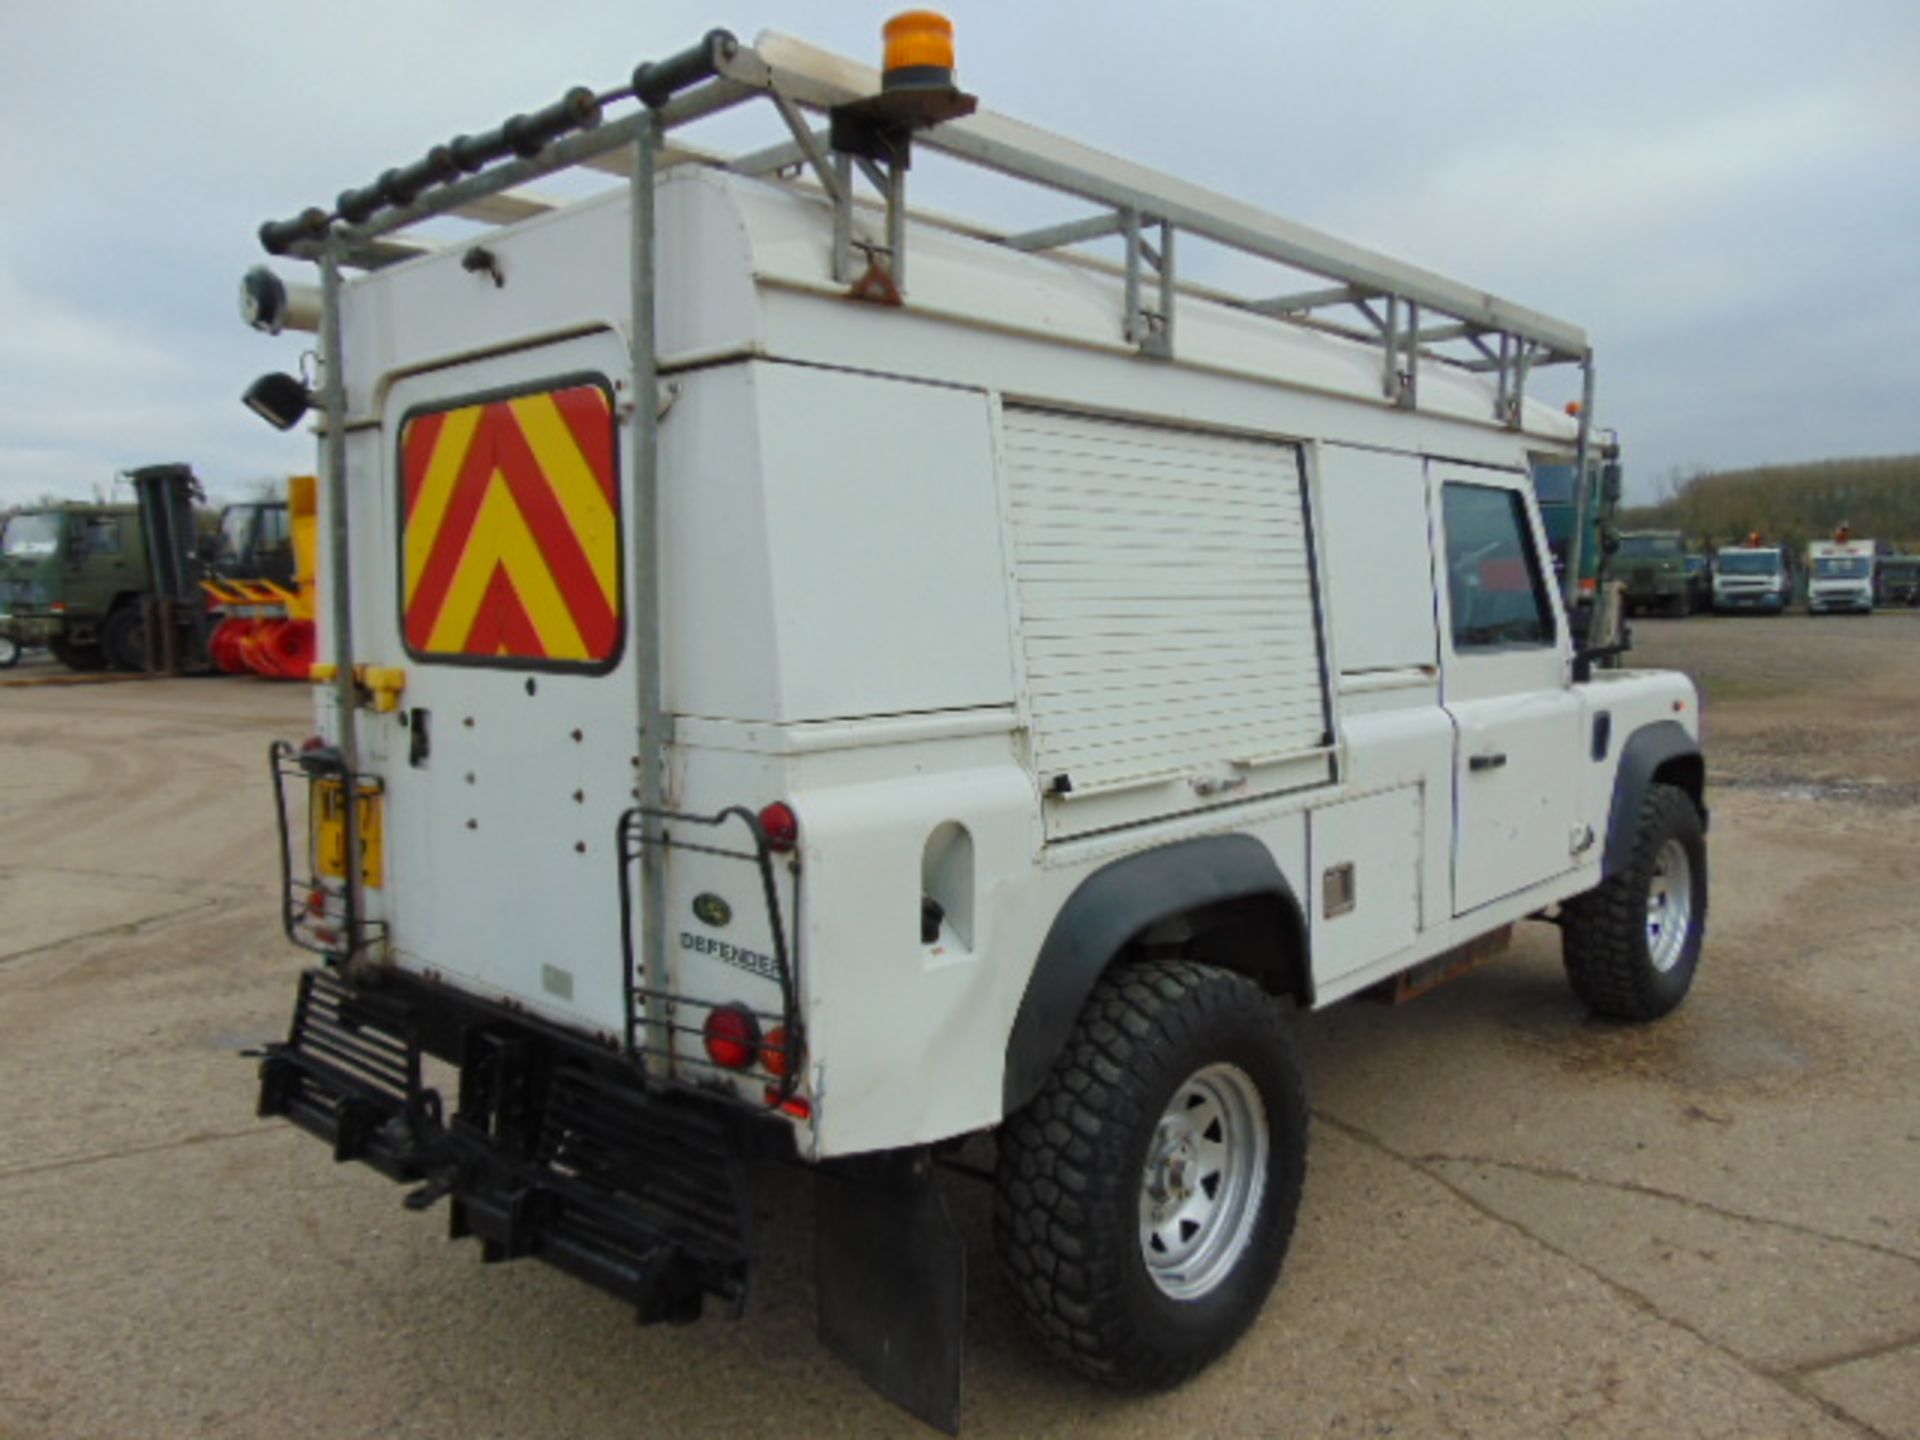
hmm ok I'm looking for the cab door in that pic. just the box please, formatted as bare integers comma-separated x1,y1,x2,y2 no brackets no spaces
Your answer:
1434,468,1585,914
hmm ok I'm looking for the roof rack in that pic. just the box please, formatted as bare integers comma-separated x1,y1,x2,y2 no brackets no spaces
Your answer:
261,27,1592,430
257,24,1599,1046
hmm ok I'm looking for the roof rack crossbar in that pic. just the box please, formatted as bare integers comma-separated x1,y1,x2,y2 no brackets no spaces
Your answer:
1004,211,1129,253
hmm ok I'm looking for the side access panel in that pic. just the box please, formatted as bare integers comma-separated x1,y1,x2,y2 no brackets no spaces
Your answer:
1308,786,1422,989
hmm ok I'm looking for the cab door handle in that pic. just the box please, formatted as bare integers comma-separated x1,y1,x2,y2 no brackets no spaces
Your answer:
1469,752,1507,772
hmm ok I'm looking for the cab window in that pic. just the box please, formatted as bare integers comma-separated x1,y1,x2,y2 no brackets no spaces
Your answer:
80,517,122,556
1442,482,1556,649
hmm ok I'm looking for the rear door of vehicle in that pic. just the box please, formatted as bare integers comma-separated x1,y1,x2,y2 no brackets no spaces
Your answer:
372,329,635,1039
1434,467,1584,914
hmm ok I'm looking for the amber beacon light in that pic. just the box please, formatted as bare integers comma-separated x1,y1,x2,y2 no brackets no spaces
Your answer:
882,10,956,91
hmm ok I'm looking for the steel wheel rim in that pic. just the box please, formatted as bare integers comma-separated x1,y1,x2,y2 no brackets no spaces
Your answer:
1138,1061,1268,1300
1645,838,1693,973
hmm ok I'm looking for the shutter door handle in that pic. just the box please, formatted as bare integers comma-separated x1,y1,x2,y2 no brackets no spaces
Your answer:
1469,752,1507,773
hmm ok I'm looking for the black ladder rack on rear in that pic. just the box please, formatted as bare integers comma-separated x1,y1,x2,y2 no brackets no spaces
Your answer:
615,803,804,1106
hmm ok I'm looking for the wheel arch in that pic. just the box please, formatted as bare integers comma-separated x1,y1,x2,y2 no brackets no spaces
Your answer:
1001,833,1309,1116
1603,719,1705,877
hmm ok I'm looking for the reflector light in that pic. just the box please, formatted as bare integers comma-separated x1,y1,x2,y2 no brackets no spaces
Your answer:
763,1025,797,1079
702,1005,760,1070
758,801,799,853
765,1086,812,1119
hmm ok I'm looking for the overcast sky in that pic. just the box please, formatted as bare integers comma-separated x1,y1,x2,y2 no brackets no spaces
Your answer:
2,1,1915,509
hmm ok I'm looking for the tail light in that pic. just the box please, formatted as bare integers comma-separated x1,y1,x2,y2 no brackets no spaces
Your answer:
762,1025,798,1079
757,801,799,853
702,1005,760,1070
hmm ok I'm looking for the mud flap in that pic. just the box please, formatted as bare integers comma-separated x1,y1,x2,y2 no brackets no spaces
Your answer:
815,1150,966,1434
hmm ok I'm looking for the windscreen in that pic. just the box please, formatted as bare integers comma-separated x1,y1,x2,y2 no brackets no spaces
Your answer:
218,507,255,564
1718,551,1780,576
2,512,61,557
1619,534,1683,558
1813,556,1871,579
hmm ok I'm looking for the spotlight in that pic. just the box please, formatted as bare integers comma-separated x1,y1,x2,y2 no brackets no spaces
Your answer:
242,372,313,431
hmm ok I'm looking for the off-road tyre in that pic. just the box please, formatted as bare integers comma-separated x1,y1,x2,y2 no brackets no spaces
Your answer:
995,960,1307,1391
49,637,106,672
102,604,148,673
1562,781,1706,1021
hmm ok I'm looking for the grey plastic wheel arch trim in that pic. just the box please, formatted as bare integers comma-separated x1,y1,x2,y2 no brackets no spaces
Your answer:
1603,720,1705,876
1001,834,1307,1115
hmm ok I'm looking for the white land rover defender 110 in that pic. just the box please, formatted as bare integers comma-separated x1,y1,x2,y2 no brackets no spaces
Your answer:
242,20,1706,1432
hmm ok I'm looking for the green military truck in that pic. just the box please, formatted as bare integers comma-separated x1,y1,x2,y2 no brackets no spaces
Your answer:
0,503,155,671
2,481,297,674
1617,529,1692,617
1879,554,1920,607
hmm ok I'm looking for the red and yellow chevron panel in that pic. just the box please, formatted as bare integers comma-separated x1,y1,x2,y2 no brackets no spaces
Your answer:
400,380,620,667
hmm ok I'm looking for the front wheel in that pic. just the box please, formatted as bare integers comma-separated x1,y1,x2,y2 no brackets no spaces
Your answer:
49,637,106,672
1562,782,1707,1020
0,634,18,669
995,961,1307,1391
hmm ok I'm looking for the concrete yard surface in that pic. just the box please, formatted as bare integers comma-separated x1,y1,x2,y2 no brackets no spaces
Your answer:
2,616,1917,1438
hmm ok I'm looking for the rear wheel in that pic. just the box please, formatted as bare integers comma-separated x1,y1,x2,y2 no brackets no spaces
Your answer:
102,604,148,672
0,634,18,669
996,960,1307,1391
1562,782,1707,1020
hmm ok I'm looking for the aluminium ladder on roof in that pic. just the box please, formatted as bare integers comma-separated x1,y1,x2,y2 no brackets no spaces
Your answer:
257,23,1600,1015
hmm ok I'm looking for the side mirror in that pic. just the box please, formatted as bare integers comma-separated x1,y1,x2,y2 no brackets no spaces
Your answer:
1600,461,1623,504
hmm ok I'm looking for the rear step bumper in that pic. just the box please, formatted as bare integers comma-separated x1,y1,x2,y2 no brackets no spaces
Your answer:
259,966,968,1433
257,967,771,1324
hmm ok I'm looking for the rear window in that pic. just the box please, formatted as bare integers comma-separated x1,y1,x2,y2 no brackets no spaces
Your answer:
397,376,622,670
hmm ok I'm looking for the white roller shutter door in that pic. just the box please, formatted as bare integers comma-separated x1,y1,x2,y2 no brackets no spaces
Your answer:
1003,407,1334,837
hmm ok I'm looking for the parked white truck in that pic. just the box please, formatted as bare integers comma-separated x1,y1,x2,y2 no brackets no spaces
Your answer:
240,19,1708,1432
1807,530,1876,614
1713,536,1792,614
